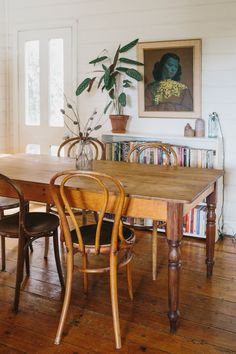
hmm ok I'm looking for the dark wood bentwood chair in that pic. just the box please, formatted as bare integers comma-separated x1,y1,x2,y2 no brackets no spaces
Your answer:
50,170,135,349
44,137,105,257
127,142,178,280
0,173,64,312
0,197,30,271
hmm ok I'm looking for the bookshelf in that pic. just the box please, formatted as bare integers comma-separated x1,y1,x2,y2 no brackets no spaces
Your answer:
102,132,223,240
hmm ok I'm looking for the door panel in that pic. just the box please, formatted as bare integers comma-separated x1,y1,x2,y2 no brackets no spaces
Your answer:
18,27,72,154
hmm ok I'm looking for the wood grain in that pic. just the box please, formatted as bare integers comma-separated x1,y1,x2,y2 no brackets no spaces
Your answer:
0,217,236,353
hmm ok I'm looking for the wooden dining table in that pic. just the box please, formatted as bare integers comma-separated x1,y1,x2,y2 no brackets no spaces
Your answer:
0,153,224,333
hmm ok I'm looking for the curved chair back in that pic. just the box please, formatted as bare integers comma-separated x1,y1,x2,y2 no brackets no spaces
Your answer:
0,174,26,227
57,137,105,160
127,142,178,166
50,171,126,254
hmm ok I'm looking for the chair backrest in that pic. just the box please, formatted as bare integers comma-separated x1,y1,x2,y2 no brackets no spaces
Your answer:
50,171,126,254
57,137,105,160
0,173,25,225
126,142,178,166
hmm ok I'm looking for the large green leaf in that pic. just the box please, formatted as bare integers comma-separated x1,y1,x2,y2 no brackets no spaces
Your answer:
89,56,108,65
118,92,126,107
123,79,132,88
119,39,139,53
104,100,112,114
119,57,144,66
103,66,111,88
116,67,129,73
76,78,92,96
106,76,116,91
126,69,142,81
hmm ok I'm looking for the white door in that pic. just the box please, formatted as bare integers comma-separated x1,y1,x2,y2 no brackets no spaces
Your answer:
18,27,72,155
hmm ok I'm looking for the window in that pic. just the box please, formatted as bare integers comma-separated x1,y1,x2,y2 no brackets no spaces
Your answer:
18,27,73,154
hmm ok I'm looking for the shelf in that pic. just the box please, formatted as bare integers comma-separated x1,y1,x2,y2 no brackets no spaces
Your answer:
102,132,223,240
102,132,222,152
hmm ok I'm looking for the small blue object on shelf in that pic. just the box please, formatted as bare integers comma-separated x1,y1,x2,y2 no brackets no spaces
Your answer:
208,112,218,138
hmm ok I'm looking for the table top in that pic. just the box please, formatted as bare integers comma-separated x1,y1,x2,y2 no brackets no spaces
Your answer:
0,154,224,205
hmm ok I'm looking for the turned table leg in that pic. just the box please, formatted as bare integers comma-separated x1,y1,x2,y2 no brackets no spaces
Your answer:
166,202,183,333
206,184,217,278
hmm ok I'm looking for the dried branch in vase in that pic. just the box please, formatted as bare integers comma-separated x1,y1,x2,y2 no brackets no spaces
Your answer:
60,97,106,141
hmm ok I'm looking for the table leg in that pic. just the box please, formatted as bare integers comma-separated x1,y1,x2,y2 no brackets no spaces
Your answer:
206,184,216,278
167,202,183,333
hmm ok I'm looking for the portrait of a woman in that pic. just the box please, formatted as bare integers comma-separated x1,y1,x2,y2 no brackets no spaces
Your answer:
145,52,193,112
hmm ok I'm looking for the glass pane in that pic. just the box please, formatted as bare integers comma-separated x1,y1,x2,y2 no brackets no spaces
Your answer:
25,41,40,126
49,38,64,127
50,144,60,156
26,144,40,154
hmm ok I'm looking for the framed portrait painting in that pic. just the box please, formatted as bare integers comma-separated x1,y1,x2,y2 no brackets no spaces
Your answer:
137,39,202,118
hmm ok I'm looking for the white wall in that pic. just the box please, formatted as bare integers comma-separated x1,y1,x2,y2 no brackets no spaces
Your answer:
4,0,236,235
0,0,7,151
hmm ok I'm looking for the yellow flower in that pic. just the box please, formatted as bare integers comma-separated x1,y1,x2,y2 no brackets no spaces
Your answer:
154,79,187,104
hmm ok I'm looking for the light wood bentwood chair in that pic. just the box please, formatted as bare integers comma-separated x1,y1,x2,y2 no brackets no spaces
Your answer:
56,136,105,160
44,137,105,257
0,173,64,312
127,142,178,280
50,170,135,349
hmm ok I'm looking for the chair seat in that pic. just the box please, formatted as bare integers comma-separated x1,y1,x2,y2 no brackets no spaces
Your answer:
0,197,22,210
0,212,59,237
71,221,134,252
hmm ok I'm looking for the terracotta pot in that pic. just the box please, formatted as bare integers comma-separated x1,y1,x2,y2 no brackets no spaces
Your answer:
109,115,129,133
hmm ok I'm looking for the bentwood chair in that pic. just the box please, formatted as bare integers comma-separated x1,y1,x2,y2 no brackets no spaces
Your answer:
0,173,64,312
127,142,178,280
50,170,135,349
44,137,105,257
0,197,30,271
56,136,105,160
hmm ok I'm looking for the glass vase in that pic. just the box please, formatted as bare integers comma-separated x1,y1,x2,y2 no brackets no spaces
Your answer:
208,113,218,138
75,140,93,170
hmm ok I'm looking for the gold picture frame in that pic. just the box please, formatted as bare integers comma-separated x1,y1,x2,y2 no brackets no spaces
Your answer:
137,39,202,118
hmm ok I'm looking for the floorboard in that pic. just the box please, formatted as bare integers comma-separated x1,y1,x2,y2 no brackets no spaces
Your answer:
0,208,236,353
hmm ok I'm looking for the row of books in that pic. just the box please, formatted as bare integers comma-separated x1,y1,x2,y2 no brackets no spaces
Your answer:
183,205,207,236
104,140,214,238
105,141,215,169
105,212,207,237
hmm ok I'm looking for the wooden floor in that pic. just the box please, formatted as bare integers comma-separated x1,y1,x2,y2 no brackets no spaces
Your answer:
1,220,236,353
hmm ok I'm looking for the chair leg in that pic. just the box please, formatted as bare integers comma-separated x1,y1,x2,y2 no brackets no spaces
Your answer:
13,237,25,313
83,254,88,294
152,220,158,281
110,252,121,350
82,210,87,225
44,237,49,259
45,203,51,258
25,241,30,276
52,231,64,288
1,236,6,271
54,252,73,345
0,210,5,271
93,211,99,223
126,257,133,301
59,221,65,242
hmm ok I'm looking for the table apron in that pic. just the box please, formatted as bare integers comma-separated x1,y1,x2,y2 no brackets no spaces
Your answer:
0,181,168,220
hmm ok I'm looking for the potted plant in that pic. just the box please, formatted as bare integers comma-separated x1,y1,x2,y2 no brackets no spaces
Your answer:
76,38,143,133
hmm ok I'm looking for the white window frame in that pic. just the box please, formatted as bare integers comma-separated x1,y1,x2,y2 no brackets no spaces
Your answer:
12,20,78,153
